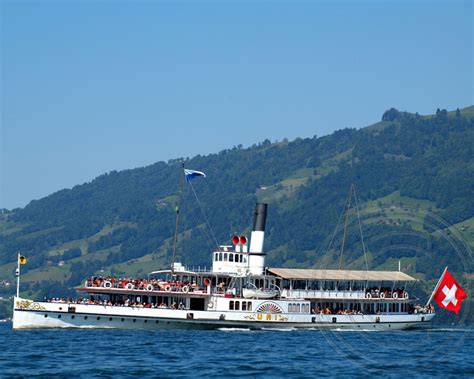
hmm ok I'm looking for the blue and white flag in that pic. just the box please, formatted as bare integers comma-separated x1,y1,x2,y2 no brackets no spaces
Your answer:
184,169,206,182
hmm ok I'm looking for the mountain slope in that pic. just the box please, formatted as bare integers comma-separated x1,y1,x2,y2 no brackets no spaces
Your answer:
1,105,473,323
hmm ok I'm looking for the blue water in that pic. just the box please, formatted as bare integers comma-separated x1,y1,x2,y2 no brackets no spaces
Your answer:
0,323,473,378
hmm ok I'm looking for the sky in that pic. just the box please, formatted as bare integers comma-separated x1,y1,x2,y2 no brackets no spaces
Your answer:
1,0,472,209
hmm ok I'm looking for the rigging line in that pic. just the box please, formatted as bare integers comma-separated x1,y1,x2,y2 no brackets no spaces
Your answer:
187,206,216,254
178,186,216,255
180,180,190,262
188,181,221,250
322,196,348,263
353,185,369,272
338,185,353,270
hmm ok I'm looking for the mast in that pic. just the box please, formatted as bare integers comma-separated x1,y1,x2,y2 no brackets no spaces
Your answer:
338,185,353,270
170,162,185,275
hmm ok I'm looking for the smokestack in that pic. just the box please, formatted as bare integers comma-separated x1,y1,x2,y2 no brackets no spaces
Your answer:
252,203,268,233
249,203,267,275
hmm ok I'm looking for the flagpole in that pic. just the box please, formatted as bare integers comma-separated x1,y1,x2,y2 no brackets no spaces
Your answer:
16,252,20,298
425,266,448,307
171,162,185,276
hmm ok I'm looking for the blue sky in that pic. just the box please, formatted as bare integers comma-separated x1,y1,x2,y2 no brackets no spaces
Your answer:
1,0,472,209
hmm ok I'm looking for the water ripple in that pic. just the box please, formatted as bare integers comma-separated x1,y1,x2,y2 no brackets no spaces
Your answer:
1,324,473,377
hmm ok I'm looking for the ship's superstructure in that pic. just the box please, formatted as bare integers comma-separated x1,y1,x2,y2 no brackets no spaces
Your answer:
12,202,435,330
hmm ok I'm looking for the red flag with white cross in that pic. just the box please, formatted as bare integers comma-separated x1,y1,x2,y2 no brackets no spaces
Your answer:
432,269,467,314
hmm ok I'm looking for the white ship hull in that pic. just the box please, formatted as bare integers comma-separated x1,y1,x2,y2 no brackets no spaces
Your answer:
13,297,435,331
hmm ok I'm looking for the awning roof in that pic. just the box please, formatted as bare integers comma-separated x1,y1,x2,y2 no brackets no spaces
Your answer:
267,268,417,282
148,270,197,276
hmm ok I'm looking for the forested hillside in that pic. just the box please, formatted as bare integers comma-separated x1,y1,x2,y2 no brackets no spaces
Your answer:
1,106,473,323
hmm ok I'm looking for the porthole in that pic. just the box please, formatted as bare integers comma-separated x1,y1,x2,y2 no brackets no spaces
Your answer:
84,316,88,320
109,317,113,321
144,320,148,323
44,314,48,318
133,319,136,323
58,315,61,319
71,315,75,319
155,320,159,324
121,318,125,322
97,317,101,320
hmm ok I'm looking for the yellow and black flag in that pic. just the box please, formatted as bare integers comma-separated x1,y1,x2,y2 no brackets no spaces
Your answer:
19,255,27,265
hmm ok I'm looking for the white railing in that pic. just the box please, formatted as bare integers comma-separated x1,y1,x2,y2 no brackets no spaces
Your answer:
281,289,410,300
282,290,368,299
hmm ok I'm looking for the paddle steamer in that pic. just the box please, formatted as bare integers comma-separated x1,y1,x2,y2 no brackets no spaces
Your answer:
13,203,435,330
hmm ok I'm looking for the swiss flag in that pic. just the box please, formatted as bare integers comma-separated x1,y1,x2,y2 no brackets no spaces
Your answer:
433,269,467,314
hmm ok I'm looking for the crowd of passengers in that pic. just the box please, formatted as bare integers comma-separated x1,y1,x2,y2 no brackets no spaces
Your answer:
314,307,364,315
366,287,407,298
312,303,435,315
47,297,187,309
86,276,203,292
46,297,435,314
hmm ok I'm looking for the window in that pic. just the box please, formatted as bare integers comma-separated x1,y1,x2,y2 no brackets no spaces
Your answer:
219,252,223,261
229,254,234,262
247,302,252,311
224,253,228,261
235,301,240,311
243,256,247,263
229,301,234,310
297,304,301,312
242,302,247,311
215,253,218,261
239,255,243,263
289,304,293,312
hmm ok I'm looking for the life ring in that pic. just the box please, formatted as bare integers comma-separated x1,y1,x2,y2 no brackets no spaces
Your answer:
165,285,172,292
392,292,399,299
365,292,372,299
208,300,214,309
126,283,134,290
403,292,409,299
102,281,112,288
204,278,210,286
182,285,190,293
146,284,154,291
380,292,385,299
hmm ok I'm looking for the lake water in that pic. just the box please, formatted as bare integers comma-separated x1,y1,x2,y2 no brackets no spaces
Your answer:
0,323,473,377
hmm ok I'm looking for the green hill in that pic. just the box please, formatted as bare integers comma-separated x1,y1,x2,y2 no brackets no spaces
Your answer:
1,105,473,324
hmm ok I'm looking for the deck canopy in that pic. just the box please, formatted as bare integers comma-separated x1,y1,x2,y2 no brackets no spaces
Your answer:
267,268,417,282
